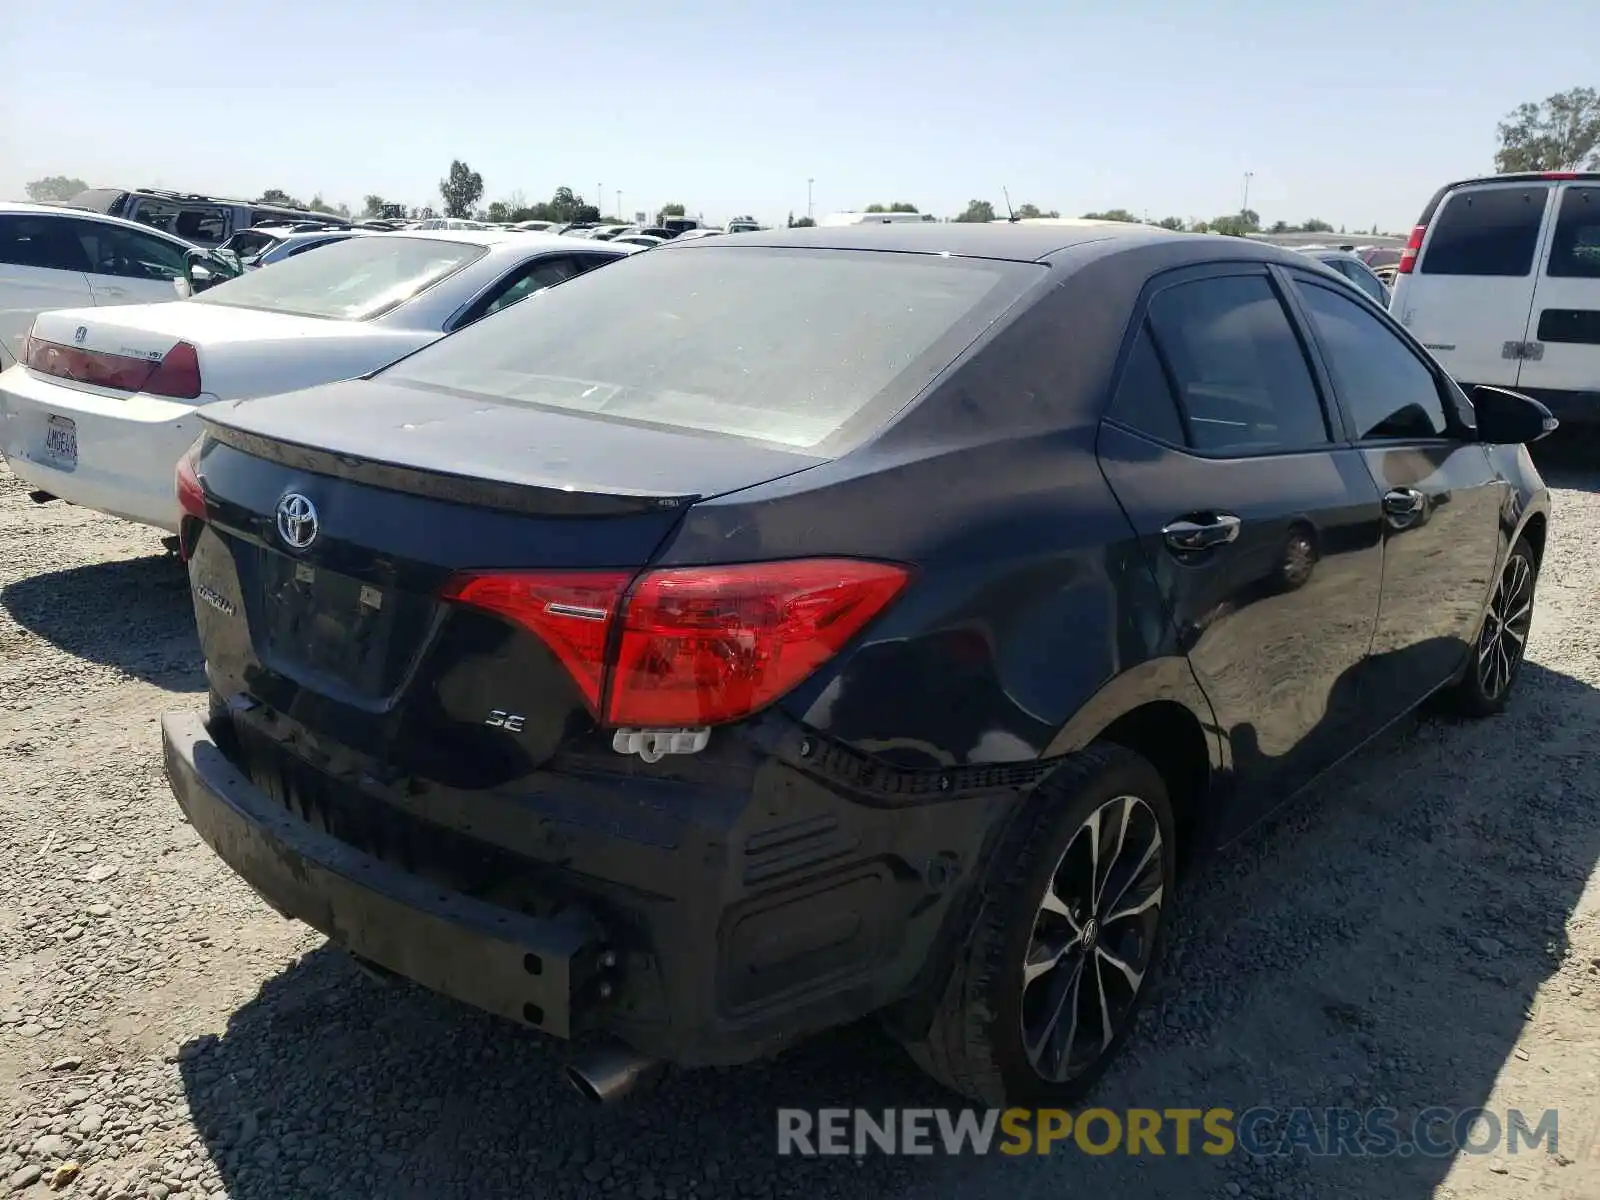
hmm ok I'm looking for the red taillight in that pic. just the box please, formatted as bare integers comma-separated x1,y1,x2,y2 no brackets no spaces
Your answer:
176,442,206,522
144,341,203,399
1542,171,1581,179
441,559,910,728
24,334,202,400
609,560,910,726
1396,222,1427,275
439,571,633,713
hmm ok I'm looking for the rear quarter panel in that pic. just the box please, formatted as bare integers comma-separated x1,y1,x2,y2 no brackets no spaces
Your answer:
659,249,1220,772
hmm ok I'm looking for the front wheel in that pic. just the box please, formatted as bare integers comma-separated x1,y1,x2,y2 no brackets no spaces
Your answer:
905,745,1176,1106
1442,537,1538,717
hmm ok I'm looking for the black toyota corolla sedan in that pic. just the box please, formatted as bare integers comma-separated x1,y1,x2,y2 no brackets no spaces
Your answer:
161,222,1554,1107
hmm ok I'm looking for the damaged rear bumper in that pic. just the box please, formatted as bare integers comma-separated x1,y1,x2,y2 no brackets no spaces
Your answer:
161,710,604,1038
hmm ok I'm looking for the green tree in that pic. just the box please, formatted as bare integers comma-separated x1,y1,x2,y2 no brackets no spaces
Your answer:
1156,216,1187,231
1015,203,1061,219
306,194,344,216
954,199,996,223
1495,87,1600,172
1208,214,1256,237
24,176,88,203
440,160,485,219
656,202,686,224
1082,208,1140,222
787,212,815,228
256,188,305,209
1301,217,1334,233
362,195,389,218
486,201,511,223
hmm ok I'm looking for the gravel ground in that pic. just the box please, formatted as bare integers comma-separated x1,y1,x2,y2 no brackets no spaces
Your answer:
3,451,1600,1200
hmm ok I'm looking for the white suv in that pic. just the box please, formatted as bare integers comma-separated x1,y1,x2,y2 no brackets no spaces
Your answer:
0,202,198,370
1390,171,1600,425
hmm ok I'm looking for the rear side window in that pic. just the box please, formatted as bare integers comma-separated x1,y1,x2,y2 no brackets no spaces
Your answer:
1146,274,1330,454
1419,186,1548,277
1294,279,1449,440
1108,323,1185,445
1546,187,1600,279
381,247,1040,453
0,215,91,272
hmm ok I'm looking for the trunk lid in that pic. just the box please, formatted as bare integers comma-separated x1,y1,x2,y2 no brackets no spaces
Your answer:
26,305,432,402
188,393,824,777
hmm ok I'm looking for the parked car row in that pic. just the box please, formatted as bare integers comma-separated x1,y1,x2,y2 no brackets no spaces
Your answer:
0,188,1569,1109
0,224,636,529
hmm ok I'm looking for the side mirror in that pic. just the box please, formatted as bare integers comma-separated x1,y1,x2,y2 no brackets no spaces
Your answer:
1470,385,1559,444
184,248,238,294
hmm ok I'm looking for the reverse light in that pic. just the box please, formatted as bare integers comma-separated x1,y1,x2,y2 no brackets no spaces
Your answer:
441,559,911,728
24,332,203,400
1396,223,1427,275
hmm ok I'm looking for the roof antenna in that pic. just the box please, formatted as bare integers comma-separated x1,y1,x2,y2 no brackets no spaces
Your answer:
1002,187,1018,223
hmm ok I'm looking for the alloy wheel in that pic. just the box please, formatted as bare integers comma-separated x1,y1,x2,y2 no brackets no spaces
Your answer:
1477,553,1534,701
1020,794,1164,1083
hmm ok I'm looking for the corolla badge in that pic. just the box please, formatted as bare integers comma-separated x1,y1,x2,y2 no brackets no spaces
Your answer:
73,326,87,344
275,493,319,550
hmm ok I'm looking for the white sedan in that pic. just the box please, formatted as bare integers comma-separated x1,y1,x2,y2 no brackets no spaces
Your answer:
0,201,207,370
0,230,634,532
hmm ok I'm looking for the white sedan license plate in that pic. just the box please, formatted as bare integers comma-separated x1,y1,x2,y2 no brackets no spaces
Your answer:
44,415,77,467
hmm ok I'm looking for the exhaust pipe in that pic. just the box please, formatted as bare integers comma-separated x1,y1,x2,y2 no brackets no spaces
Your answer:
563,1042,660,1105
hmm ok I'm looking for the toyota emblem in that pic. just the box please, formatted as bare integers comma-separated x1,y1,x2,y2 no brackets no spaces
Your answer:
275,493,319,550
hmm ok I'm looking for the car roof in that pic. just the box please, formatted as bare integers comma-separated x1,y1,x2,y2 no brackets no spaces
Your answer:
0,200,198,244
661,220,1224,264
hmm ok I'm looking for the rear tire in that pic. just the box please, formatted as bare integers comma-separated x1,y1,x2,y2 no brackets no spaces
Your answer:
904,744,1176,1106
1441,537,1537,718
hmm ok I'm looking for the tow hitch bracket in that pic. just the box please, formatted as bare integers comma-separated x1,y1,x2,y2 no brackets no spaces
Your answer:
611,727,711,763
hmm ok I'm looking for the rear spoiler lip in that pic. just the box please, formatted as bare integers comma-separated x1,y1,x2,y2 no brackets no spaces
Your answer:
201,422,699,519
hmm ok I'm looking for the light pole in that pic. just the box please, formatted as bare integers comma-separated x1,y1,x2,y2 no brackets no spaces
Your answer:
807,177,814,222
1242,171,1254,216
597,183,603,219
616,190,622,222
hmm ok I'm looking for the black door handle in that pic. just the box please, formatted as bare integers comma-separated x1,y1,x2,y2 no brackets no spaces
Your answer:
1161,513,1242,553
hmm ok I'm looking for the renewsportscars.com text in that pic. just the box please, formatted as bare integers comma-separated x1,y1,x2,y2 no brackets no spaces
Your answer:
776,1106,1561,1158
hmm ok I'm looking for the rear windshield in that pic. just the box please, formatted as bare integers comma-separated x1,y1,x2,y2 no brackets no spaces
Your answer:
380,246,1039,452
1419,185,1549,277
192,235,484,321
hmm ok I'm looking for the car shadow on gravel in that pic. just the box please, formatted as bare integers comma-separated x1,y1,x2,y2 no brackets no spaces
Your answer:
177,659,1600,1200
0,552,201,692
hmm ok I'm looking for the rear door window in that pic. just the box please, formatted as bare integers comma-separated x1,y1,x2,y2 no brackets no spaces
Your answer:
1545,186,1600,278
456,255,585,327
1419,185,1549,277
1145,273,1332,453
0,215,91,272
